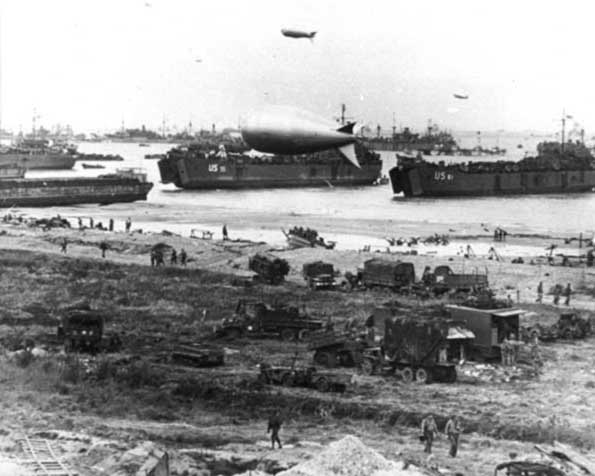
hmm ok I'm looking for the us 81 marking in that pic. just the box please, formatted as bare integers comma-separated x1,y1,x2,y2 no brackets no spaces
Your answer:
434,171,454,182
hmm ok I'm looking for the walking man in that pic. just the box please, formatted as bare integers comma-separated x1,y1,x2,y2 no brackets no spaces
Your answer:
564,283,572,306
180,249,187,266
420,414,438,454
536,281,543,303
170,249,178,265
445,415,462,457
267,410,283,449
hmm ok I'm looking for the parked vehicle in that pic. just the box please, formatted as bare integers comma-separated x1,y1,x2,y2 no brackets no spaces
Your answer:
248,253,290,285
302,261,335,290
258,363,347,393
360,258,415,291
215,299,324,341
424,265,488,294
57,308,121,353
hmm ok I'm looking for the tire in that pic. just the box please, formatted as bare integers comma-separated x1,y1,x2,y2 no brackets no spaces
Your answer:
360,359,375,376
314,351,336,368
315,377,330,392
281,372,294,387
280,329,295,341
401,367,414,383
415,368,431,384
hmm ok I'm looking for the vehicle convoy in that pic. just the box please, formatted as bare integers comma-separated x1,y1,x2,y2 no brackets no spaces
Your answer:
302,261,336,290
389,140,595,197
309,308,465,383
215,299,324,341
248,253,290,285
57,307,121,353
258,363,347,393
422,265,489,294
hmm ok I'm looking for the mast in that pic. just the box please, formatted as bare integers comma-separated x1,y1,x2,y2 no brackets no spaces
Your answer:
340,103,346,125
561,110,566,153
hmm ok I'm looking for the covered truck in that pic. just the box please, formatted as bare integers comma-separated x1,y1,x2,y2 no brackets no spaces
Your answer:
361,258,415,291
248,253,290,285
302,261,335,290
425,265,488,294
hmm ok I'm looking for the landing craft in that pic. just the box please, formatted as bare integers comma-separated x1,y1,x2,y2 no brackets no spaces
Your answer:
241,106,360,168
453,93,469,99
281,29,317,40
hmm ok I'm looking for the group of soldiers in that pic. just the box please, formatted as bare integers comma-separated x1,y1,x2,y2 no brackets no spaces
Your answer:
536,281,572,306
150,247,188,267
76,216,133,233
420,414,463,458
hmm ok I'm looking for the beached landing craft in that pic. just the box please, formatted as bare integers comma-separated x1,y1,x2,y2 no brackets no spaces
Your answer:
389,141,595,197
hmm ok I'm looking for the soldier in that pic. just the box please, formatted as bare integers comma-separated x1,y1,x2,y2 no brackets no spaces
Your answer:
109,218,114,232
444,415,462,457
99,241,108,258
536,281,543,303
170,249,178,265
150,249,156,267
564,283,572,306
222,224,229,241
60,238,68,254
420,414,438,454
125,217,132,233
501,335,510,366
267,410,283,449
553,286,560,305
180,248,187,266
89,217,94,229
78,217,83,230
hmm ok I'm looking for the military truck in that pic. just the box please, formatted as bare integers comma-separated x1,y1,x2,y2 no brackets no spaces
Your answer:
360,258,415,291
215,299,324,341
248,253,290,285
258,363,347,393
302,261,335,290
382,317,457,383
57,308,121,353
424,265,488,295
307,329,382,375
522,312,592,342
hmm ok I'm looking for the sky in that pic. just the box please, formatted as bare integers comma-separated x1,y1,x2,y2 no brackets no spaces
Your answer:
2,0,595,135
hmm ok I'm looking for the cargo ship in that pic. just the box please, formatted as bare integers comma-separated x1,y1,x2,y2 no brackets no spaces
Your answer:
389,141,595,197
0,168,153,207
158,142,382,189
0,139,77,170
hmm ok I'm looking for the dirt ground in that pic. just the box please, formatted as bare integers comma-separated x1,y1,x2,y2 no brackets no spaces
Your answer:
0,220,594,475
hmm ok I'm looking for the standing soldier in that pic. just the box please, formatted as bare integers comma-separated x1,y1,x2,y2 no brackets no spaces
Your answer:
536,281,543,303
89,217,94,229
60,238,68,254
420,414,438,454
501,335,510,366
78,217,83,230
99,241,109,258
564,283,572,306
180,249,187,266
444,415,462,457
222,224,229,241
125,217,132,233
553,286,560,305
109,218,114,232
267,410,283,449
170,249,178,265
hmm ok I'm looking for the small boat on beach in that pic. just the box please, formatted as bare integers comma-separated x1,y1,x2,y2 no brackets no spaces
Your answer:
82,163,106,169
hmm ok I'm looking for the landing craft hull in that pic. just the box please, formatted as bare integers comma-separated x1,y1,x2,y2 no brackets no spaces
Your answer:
389,165,595,197
160,157,381,189
0,153,76,170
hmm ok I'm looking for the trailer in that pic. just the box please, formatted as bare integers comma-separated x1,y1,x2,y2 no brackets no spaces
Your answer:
445,304,523,360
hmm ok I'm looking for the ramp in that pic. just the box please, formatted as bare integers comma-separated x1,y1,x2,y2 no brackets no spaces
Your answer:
16,437,75,476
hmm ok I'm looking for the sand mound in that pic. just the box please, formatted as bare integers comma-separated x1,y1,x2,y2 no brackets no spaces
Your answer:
277,435,427,476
